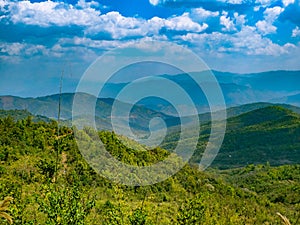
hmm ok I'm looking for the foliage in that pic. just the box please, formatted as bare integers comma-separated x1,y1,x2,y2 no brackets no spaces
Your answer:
0,111,299,224
162,106,300,169
176,194,206,225
35,182,95,225
128,209,148,225
99,200,124,225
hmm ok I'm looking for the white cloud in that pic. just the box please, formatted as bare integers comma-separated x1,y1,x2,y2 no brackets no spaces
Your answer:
225,0,244,4
255,6,284,35
85,11,145,39
233,26,294,55
220,11,246,31
85,12,208,39
191,8,219,20
0,42,48,57
164,12,208,32
176,25,295,56
76,0,99,9
8,0,101,27
0,42,24,56
233,12,246,27
220,11,245,32
282,0,294,7
255,0,277,7
2,1,208,40
256,20,277,35
0,0,7,9
292,26,300,37
149,0,160,6
59,36,127,50
0,0,295,65
264,6,284,22
220,11,236,31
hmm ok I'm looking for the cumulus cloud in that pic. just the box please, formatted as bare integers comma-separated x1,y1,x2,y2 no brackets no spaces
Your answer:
0,42,48,59
219,11,245,32
220,11,236,31
232,25,294,55
282,0,295,7
177,25,295,56
2,0,209,41
85,11,145,39
191,7,219,20
163,12,208,32
292,26,300,37
149,0,161,6
256,6,284,35
0,0,297,63
256,20,277,34
0,42,24,56
85,11,208,39
255,0,276,8
7,0,101,27
264,6,284,22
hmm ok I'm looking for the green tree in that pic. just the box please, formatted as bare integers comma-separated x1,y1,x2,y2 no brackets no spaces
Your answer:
36,183,95,225
176,194,206,225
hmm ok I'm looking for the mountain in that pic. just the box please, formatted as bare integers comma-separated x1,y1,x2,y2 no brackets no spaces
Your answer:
0,112,299,224
229,70,300,92
271,93,300,107
0,93,178,133
163,102,300,131
208,106,300,168
97,70,300,115
0,109,51,122
161,106,300,169
2,70,299,117
1,93,300,132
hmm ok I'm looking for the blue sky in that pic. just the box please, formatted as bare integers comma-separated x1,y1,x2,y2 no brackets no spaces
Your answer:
1,0,300,96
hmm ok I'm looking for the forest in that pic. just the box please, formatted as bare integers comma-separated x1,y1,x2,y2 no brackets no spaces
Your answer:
0,110,299,224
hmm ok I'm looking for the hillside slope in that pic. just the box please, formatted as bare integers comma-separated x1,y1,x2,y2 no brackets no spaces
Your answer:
162,106,300,169
0,93,178,132
0,113,299,224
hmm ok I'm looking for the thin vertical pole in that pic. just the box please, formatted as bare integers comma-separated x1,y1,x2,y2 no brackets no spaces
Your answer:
55,68,64,182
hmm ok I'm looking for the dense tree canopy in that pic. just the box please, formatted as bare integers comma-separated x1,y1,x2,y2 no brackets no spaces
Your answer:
0,114,299,224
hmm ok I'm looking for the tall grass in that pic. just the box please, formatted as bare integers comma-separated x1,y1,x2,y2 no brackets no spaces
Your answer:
277,212,291,225
0,196,13,224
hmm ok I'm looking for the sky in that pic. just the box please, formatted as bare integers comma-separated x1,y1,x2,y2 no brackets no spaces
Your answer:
0,0,300,97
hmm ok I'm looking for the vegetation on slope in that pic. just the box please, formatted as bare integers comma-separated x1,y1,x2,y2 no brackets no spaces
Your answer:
0,113,299,224
162,106,300,169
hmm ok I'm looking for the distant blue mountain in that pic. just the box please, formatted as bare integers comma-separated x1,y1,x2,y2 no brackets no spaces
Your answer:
99,70,300,115
271,93,300,107
1,70,299,117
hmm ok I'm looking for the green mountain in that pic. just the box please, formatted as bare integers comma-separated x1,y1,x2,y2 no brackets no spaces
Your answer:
1,94,300,131
1,93,300,170
0,112,299,224
209,106,300,168
162,106,300,169
0,93,178,132
163,102,300,130
0,109,51,122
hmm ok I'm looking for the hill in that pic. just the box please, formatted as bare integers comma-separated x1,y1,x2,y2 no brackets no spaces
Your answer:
272,93,300,107
0,113,299,224
210,106,300,168
164,102,300,133
0,93,178,133
1,93,300,131
140,70,300,114
0,109,51,122
161,106,300,169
